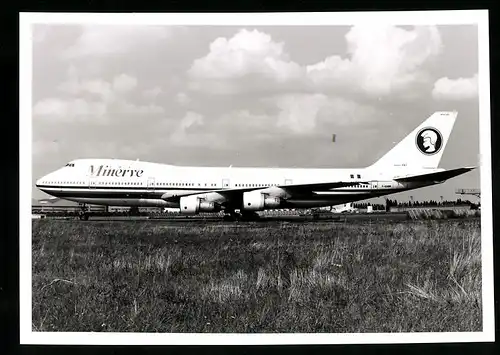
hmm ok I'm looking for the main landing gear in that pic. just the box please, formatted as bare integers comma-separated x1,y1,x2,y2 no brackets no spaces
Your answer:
128,206,140,216
78,203,89,221
222,210,261,221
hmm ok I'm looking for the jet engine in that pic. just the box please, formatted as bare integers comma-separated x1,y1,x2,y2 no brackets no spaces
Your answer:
242,191,281,211
179,195,220,214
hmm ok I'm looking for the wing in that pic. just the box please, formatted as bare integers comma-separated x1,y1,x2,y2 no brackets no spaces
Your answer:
275,181,367,194
161,181,366,202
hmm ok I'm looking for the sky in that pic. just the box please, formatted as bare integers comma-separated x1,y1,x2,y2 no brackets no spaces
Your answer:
31,22,481,203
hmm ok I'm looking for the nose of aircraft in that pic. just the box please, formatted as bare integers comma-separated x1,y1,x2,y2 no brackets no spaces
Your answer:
36,174,48,188
36,177,43,188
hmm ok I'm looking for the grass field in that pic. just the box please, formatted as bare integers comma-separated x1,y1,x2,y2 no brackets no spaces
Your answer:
31,218,482,333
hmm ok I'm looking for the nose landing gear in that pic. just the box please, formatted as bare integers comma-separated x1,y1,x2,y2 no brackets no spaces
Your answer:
222,209,261,221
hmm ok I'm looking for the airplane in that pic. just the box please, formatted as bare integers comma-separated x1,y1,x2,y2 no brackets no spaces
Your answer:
310,202,358,214
330,202,359,214
35,111,476,221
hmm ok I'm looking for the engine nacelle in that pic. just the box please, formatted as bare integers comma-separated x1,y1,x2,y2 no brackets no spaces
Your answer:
179,195,220,214
242,191,281,211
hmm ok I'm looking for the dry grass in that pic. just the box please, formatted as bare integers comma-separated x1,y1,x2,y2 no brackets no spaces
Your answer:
31,218,482,333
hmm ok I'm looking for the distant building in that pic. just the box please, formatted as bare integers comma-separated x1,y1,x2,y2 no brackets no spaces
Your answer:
456,188,481,199
32,198,105,213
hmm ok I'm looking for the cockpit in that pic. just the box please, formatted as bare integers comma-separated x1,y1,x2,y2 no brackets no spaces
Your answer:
36,161,82,190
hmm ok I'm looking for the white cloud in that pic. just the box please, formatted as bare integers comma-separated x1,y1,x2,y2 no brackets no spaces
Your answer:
212,94,375,138
62,25,171,59
432,74,478,100
79,141,122,158
116,101,165,115
58,77,113,100
307,26,443,96
58,71,138,102
113,74,138,93
33,98,107,121
275,94,329,133
39,69,163,122
323,97,383,125
180,111,204,130
80,79,114,100
175,92,191,105
144,86,163,100
268,94,381,134
225,109,272,128
187,26,442,99
32,140,60,157
57,65,83,95
172,111,204,137
167,111,226,148
33,98,69,116
188,29,303,83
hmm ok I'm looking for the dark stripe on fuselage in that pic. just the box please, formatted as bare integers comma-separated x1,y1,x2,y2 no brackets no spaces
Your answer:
39,187,213,199
35,184,210,191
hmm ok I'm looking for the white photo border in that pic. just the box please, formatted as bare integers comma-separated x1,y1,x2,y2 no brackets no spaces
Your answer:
19,10,494,345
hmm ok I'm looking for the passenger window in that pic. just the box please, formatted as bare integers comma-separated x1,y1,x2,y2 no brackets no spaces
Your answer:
350,174,354,178
357,174,361,178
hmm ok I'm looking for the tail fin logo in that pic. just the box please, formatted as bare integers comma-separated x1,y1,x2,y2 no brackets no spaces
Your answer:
416,127,443,155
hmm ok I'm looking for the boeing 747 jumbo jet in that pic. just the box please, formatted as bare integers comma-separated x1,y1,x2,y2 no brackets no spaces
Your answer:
35,111,476,220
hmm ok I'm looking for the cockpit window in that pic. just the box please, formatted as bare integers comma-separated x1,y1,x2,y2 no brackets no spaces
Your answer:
65,163,75,167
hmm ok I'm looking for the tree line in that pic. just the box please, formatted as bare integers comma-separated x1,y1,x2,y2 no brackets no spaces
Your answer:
353,198,477,210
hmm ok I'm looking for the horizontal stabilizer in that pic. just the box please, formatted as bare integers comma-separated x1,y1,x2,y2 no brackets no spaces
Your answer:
394,167,476,183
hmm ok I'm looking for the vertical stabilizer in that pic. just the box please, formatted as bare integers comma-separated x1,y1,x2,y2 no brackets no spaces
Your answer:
368,111,457,171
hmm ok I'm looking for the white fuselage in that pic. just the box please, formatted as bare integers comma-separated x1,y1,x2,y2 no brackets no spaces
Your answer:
35,158,432,211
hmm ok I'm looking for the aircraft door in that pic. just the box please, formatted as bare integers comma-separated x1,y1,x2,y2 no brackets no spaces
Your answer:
378,181,394,190
284,179,293,185
222,178,230,189
147,177,155,192
88,167,97,189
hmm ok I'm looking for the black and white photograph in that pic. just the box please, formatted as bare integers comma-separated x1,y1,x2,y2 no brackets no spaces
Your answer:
20,10,494,345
